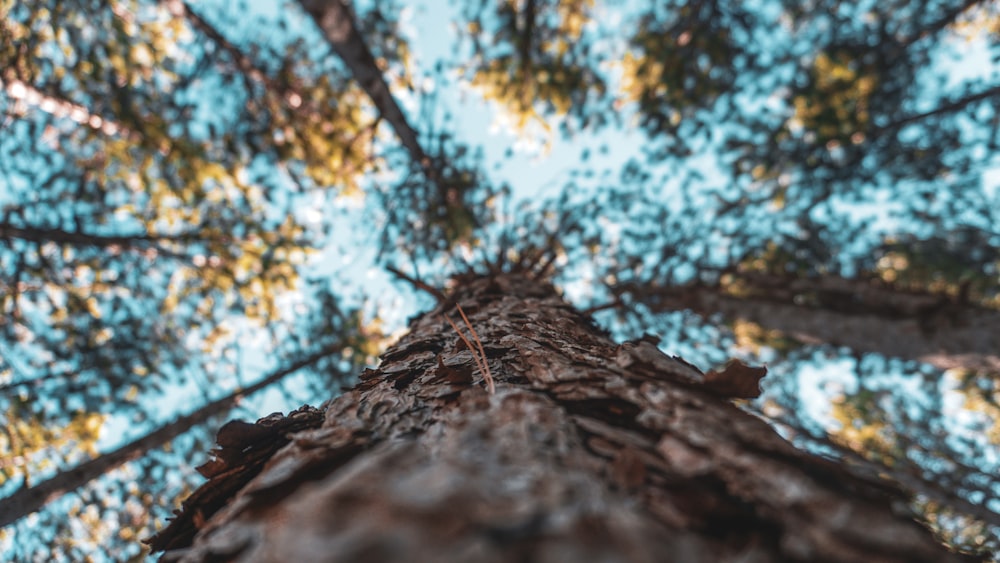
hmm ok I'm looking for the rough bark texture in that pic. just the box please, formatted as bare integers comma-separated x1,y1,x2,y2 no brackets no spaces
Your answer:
618,275,1000,374
151,273,976,562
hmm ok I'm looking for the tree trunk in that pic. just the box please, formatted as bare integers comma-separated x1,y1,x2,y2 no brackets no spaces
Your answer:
0,346,342,528
297,0,431,173
150,272,975,562
0,76,130,137
618,275,1000,374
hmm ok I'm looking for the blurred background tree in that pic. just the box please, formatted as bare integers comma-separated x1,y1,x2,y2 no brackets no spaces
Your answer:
1,0,997,559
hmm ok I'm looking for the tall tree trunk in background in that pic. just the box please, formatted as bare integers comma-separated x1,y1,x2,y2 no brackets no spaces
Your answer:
150,272,973,562
0,76,131,137
618,274,1000,374
0,346,341,528
297,0,431,173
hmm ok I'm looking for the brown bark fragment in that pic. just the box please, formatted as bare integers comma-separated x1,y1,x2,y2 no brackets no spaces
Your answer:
147,406,324,553
609,447,648,491
703,359,767,399
152,273,980,562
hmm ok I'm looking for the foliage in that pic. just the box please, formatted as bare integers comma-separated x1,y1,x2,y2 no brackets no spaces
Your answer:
1,0,394,556
2,0,999,559
456,0,608,143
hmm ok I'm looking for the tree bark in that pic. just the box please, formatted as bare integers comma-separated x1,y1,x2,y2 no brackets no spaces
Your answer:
617,275,1000,374
150,272,976,562
0,346,342,528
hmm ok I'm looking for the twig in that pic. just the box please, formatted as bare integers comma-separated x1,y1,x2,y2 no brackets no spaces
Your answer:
442,314,493,393
442,303,495,394
386,265,446,302
520,247,546,274
442,315,481,375
582,298,624,316
455,303,493,394
533,249,560,279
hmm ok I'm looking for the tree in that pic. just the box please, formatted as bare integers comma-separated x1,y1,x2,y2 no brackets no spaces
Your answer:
297,0,486,252
0,0,342,437
149,271,974,561
1,2,389,552
0,342,351,529
456,0,608,140
3,0,999,559
612,240,1000,374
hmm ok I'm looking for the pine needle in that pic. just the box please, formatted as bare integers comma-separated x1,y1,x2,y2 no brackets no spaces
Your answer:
442,304,495,394
455,303,493,394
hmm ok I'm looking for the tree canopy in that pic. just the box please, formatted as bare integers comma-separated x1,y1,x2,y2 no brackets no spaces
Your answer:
1,0,998,560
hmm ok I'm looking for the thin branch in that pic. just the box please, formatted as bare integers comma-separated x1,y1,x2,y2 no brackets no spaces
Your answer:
518,247,546,273
533,248,561,280
581,299,624,317
0,221,195,262
455,302,493,394
872,84,1000,137
0,77,132,138
164,0,314,114
386,265,446,302
897,0,983,52
442,313,491,393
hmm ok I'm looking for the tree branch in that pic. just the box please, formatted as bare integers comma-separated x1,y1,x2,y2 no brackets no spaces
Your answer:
0,76,132,138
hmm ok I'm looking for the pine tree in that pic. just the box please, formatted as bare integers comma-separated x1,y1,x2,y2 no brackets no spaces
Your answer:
3,0,997,558
149,271,974,562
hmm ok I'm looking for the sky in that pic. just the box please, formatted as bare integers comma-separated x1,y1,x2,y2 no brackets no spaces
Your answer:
0,0,700,504
2,0,999,559
191,0,1000,488
10,0,995,487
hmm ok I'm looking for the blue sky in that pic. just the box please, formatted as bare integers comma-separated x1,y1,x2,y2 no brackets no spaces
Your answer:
2,0,999,559
177,0,1000,463
17,0,996,479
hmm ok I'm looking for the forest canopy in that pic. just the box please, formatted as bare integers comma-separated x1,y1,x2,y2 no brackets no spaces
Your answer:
1,0,998,560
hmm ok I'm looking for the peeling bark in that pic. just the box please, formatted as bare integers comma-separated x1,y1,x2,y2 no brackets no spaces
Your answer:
151,273,977,562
